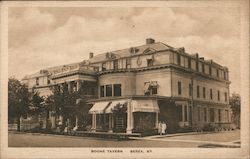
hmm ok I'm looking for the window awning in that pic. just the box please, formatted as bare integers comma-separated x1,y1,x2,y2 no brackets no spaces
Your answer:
89,101,111,114
149,81,158,87
144,82,150,92
105,100,128,113
131,100,159,113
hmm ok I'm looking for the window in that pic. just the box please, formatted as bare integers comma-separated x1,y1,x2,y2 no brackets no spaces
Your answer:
47,79,50,85
218,109,221,122
225,110,229,122
102,63,106,71
216,69,219,77
177,105,183,122
189,106,193,122
106,85,112,97
100,86,104,97
189,83,192,96
198,107,201,121
202,63,205,73
218,90,220,101
224,71,227,80
188,58,191,68
147,59,153,67
203,87,206,99
196,61,199,71
178,82,182,95
113,60,118,70
184,105,188,122
36,77,39,86
90,88,95,95
177,54,181,65
204,107,207,122
94,66,99,72
197,85,200,98
210,89,213,100
151,86,158,95
144,81,158,95
114,84,121,96
225,92,228,102
126,58,131,68
209,108,215,122
209,66,212,75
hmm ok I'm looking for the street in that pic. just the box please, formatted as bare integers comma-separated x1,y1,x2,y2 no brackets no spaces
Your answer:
8,130,240,148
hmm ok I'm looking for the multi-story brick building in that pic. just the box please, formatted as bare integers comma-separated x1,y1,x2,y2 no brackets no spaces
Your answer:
22,38,231,134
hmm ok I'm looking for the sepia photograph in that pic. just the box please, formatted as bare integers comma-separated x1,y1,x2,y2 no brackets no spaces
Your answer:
1,0,249,159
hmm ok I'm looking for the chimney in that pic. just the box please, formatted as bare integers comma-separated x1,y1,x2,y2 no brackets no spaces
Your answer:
89,52,94,59
146,38,155,44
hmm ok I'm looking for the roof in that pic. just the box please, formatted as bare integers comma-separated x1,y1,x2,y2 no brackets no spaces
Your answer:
22,40,228,79
88,42,173,63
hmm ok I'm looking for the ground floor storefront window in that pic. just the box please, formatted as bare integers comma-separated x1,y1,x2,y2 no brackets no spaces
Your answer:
133,112,156,133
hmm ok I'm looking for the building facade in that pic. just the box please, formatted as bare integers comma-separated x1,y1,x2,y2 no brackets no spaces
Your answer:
22,38,231,134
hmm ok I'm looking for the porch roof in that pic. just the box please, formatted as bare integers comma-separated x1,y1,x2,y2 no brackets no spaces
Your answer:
131,99,160,113
105,100,128,113
89,101,111,114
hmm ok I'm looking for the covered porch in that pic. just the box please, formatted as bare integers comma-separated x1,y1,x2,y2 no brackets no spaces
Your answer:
89,98,160,134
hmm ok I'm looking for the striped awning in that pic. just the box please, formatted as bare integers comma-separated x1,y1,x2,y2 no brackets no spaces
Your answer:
89,101,111,114
105,100,128,113
131,99,159,113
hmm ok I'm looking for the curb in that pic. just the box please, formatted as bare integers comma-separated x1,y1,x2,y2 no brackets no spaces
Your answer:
144,130,240,139
8,131,131,141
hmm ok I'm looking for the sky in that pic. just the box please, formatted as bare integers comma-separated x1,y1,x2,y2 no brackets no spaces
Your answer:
8,6,241,94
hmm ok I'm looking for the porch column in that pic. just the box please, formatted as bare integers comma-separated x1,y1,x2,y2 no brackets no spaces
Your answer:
111,114,114,128
67,118,70,127
187,105,189,125
108,114,113,132
182,104,185,122
76,80,81,91
67,82,71,92
155,112,159,128
51,116,56,129
91,113,96,132
229,110,232,122
75,116,78,127
126,100,133,134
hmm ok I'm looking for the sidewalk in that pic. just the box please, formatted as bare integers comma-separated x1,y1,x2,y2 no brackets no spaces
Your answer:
129,130,241,148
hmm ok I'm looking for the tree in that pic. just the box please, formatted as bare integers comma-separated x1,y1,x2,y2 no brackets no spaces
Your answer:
29,90,45,116
111,103,127,133
8,78,30,131
45,81,95,130
229,93,241,128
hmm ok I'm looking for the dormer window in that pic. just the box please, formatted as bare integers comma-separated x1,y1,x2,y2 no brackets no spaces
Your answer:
129,47,139,54
196,61,199,71
202,63,205,73
188,58,191,68
36,77,39,86
47,79,50,85
177,54,181,65
126,58,131,68
147,59,153,67
143,48,156,54
223,71,227,80
106,52,116,59
102,63,106,71
209,66,212,75
113,60,118,70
